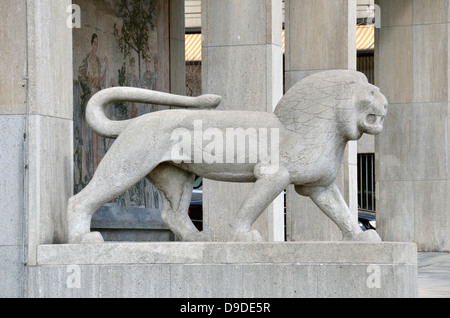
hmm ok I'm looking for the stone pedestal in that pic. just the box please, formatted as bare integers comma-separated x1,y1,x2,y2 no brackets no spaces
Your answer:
27,242,417,298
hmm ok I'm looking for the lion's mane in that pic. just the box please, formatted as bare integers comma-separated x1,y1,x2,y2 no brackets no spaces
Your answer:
274,70,368,139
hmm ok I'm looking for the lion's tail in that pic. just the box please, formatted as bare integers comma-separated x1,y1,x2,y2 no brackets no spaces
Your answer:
86,87,222,138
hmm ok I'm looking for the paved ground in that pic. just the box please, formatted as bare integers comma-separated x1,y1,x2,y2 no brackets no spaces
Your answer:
418,252,450,298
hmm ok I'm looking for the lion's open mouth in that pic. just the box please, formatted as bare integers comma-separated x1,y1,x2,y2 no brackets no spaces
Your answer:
366,114,385,126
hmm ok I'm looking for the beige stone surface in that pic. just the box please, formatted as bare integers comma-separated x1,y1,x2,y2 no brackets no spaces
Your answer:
0,0,27,115
285,0,356,71
26,0,73,119
375,26,413,103
170,0,186,96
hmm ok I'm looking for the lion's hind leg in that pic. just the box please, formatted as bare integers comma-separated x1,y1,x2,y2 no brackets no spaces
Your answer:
67,134,165,243
147,163,211,242
67,162,161,243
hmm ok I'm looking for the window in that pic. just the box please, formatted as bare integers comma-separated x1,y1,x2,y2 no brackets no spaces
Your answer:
358,153,375,211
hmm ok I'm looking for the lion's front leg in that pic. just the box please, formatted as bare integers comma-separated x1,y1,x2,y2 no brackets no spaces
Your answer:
295,183,381,242
231,165,291,242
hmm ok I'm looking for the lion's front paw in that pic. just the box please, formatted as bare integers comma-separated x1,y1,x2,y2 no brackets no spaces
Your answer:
345,229,382,242
69,231,105,244
233,230,264,242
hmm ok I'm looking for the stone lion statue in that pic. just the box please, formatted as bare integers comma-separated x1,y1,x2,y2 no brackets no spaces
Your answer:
67,69,388,243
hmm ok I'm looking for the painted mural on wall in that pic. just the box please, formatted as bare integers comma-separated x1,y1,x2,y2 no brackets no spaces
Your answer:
73,0,169,209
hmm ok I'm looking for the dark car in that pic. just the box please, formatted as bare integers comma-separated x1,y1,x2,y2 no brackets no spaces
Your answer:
189,177,203,231
358,211,376,231
189,179,377,234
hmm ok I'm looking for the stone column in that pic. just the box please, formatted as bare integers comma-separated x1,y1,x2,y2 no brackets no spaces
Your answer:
0,0,73,297
170,0,186,95
201,0,284,241
375,0,450,251
0,0,27,298
284,0,358,241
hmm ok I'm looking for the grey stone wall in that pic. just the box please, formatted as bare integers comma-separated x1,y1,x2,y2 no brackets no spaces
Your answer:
0,0,73,297
375,0,450,251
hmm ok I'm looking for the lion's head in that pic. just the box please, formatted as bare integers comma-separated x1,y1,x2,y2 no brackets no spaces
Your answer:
274,70,388,141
